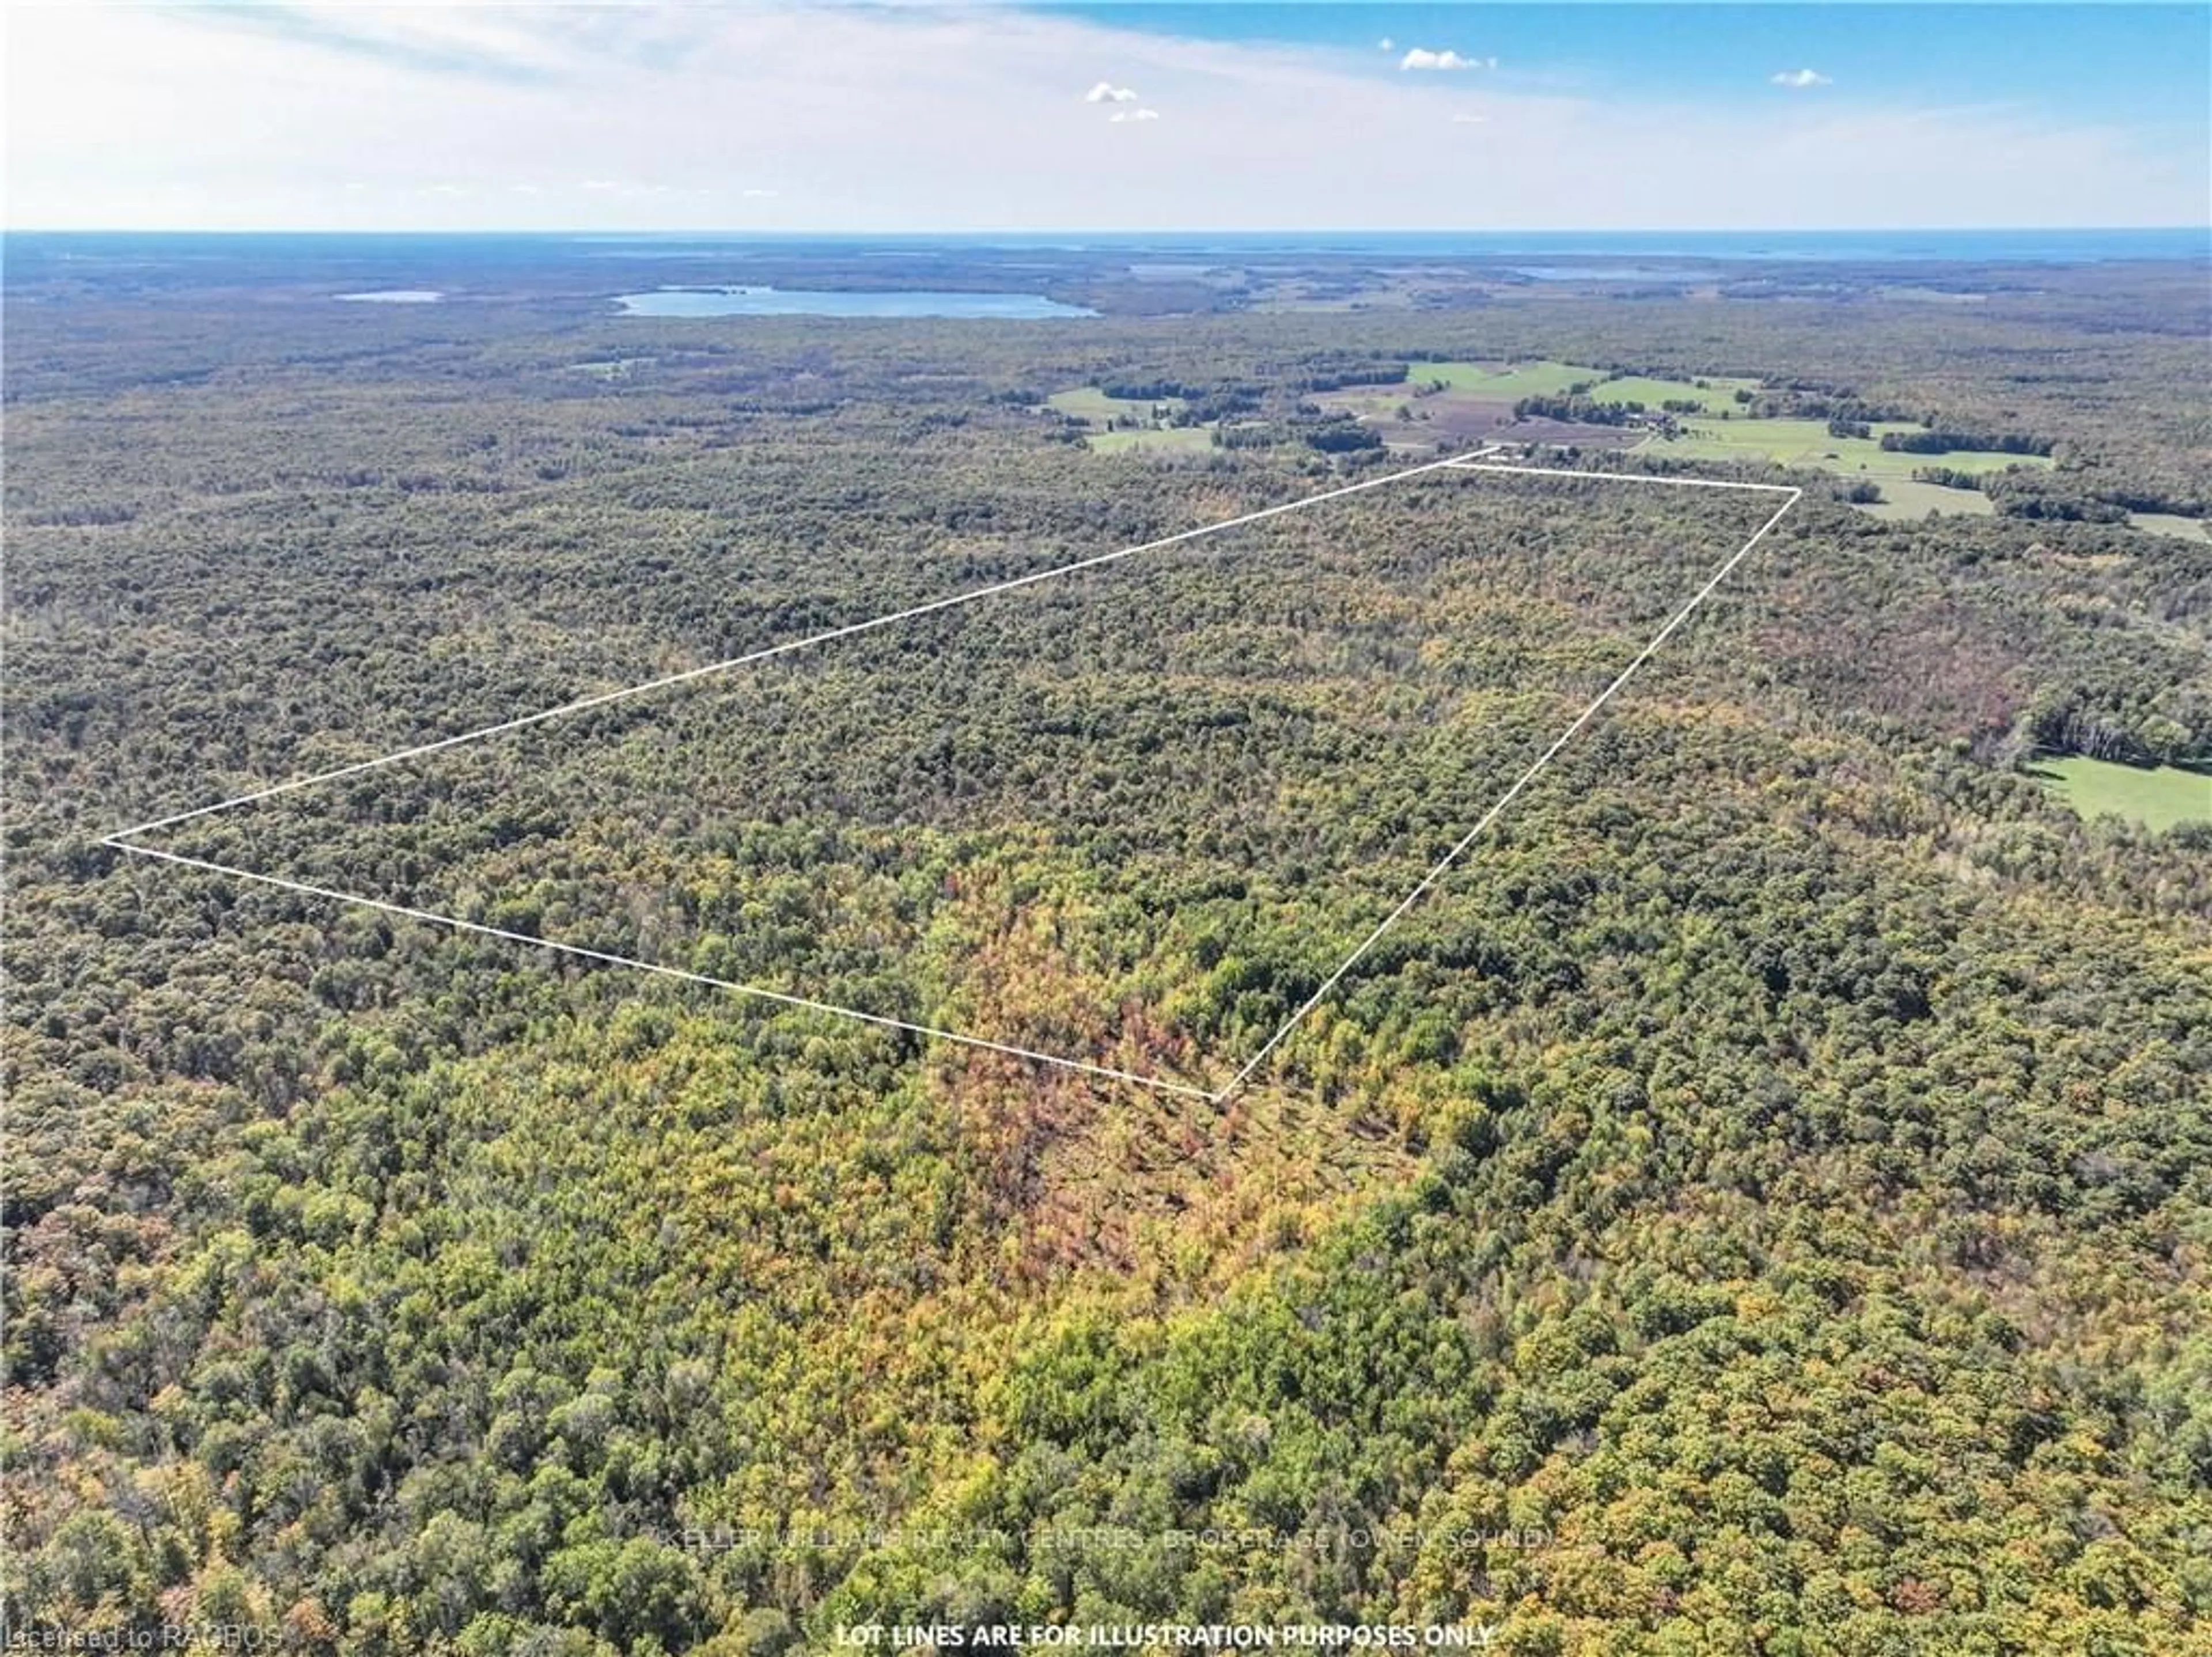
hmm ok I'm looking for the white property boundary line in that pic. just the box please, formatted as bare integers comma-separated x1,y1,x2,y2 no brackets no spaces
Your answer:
1221,471,1800,1095
105,447,1501,843
105,452,1799,1103
104,840,1224,1101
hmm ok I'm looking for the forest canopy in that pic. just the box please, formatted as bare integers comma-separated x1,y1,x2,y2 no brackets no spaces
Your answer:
5,238,2209,1656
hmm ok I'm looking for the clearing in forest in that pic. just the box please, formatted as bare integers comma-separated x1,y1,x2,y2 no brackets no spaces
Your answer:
2032,754,2212,833
109,457,1796,1099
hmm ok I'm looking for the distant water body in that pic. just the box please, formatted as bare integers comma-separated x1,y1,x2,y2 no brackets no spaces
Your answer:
616,286,1096,319
6,230,2204,292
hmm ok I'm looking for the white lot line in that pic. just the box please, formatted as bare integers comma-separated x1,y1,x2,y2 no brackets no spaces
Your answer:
108,840,1222,1101
1446,458,1799,494
104,447,1499,1102
1218,477,1801,1100
104,448,1793,1102
104,446,1502,844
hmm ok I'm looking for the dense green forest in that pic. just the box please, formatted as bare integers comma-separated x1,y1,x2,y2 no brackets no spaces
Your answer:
5,242,2210,1655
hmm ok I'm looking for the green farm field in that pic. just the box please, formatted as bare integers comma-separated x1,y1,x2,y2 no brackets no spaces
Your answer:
1408,359,1594,397
1046,385,1187,422
2131,510,2212,544
1397,364,1758,411
2033,755,2211,831
1312,384,1418,421
1636,415,2056,484
1587,373,1760,412
1861,478,1999,519
1048,384,1211,455
1085,425,1218,455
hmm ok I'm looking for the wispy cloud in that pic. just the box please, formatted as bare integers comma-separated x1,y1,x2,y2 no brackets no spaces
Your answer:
1400,48,1493,73
1771,68,1832,89
529,9,718,75
1084,80,1138,103
10,4,2203,233
1377,38,1393,52
578,179,698,199
177,3,559,85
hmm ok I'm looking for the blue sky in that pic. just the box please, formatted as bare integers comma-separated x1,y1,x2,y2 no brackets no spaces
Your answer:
1050,4,2210,130
7,3,2206,231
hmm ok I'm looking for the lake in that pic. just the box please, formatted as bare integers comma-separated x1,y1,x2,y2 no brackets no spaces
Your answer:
614,286,1096,319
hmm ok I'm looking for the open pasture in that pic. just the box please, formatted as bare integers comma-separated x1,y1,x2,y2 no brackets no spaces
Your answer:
1638,416,2056,485
2033,755,2211,831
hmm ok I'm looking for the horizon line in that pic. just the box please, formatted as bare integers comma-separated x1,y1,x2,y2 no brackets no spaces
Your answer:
9,224,2209,238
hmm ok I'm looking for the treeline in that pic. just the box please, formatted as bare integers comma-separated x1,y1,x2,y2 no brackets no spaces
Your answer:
1289,360,1410,394
1748,390,1911,423
1205,408,1385,453
1088,380,1263,425
1902,464,2106,521
1909,464,1986,490
1100,357,1408,404
1880,427,2054,456
1752,387,2064,467
1804,407,2056,459
1909,464,2212,535
2021,681,2210,765
1511,394,1638,426
1907,467,2166,527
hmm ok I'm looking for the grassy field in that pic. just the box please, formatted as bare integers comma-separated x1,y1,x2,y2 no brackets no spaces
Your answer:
1399,364,1758,411
565,358,656,380
1407,360,1595,398
2032,755,2211,831
1086,425,1218,455
1047,385,1187,422
1588,373,1762,413
2130,511,2212,544
1313,385,1418,420
1049,384,1211,456
1861,478,1998,520
1637,416,2056,485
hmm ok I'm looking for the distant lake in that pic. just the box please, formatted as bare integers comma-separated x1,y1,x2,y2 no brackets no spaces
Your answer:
614,286,1097,319
336,289,442,304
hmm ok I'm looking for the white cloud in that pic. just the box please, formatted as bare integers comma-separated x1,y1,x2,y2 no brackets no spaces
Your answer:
577,179,690,199
1450,114,1490,125
1109,107,1161,123
3,5,2200,232
1377,38,1393,52
741,187,778,199
1771,69,1832,88
1084,80,1138,103
1400,48,1492,72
